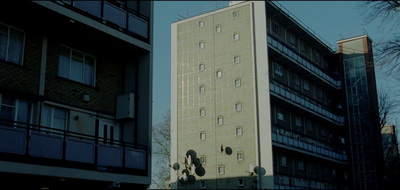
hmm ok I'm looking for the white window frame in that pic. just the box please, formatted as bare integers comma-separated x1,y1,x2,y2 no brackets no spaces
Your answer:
233,32,239,40
200,108,205,117
41,104,68,134
199,86,205,94
275,63,283,77
236,152,243,161
0,95,32,126
199,41,204,49
199,63,205,71
235,102,242,111
216,25,221,33
216,70,222,78
234,55,240,64
58,45,96,86
217,116,223,126
199,20,204,28
218,165,225,174
235,78,241,87
236,127,243,136
0,22,25,65
200,132,206,140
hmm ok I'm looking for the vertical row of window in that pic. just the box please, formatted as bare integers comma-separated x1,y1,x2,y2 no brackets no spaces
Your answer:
196,11,242,185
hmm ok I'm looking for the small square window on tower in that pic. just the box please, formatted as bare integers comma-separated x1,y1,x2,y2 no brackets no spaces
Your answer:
233,11,238,18
200,108,205,117
235,102,242,111
235,78,241,87
233,32,239,40
199,41,204,49
234,55,240,64
236,127,243,136
200,132,206,140
218,165,225,174
217,116,223,126
236,152,243,161
199,20,204,28
216,70,222,78
216,25,221,33
199,63,205,71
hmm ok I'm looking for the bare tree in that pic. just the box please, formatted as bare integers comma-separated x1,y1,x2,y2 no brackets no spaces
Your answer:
360,1,400,77
151,110,171,189
378,88,400,129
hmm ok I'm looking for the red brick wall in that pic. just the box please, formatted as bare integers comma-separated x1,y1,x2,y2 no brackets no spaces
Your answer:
0,32,41,95
44,40,124,114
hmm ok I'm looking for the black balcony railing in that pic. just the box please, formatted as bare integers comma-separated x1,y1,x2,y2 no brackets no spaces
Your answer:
53,0,150,42
267,34,341,89
269,78,345,125
272,125,348,162
0,118,147,175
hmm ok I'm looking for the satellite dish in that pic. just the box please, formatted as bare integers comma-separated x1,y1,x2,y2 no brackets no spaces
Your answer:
191,165,196,175
193,158,201,168
182,172,187,181
173,163,180,171
182,169,189,176
195,166,206,177
186,150,197,159
188,155,192,165
225,147,232,155
254,166,266,176
187,175,196,184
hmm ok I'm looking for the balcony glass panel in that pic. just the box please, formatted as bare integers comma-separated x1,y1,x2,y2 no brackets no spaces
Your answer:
74,1,101,17
103,1,127,28
128,13,148,38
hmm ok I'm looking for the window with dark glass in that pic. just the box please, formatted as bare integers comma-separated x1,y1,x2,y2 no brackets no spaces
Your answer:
58,45,95,86
0,23,25,65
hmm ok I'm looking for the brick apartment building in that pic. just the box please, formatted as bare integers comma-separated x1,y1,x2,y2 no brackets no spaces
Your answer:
0,1,153,189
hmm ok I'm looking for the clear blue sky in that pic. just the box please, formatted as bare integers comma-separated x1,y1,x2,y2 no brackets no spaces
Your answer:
152,1,399,124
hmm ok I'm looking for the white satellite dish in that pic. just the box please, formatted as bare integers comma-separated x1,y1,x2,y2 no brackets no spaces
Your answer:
191,165,196,175
183,172,187,181
188,155,192,165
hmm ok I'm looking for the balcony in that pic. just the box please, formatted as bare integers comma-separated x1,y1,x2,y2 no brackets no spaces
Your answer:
53,0,150,42
0,118,147,175
269,79,345,125
267,35,341,89
272,126,348,163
